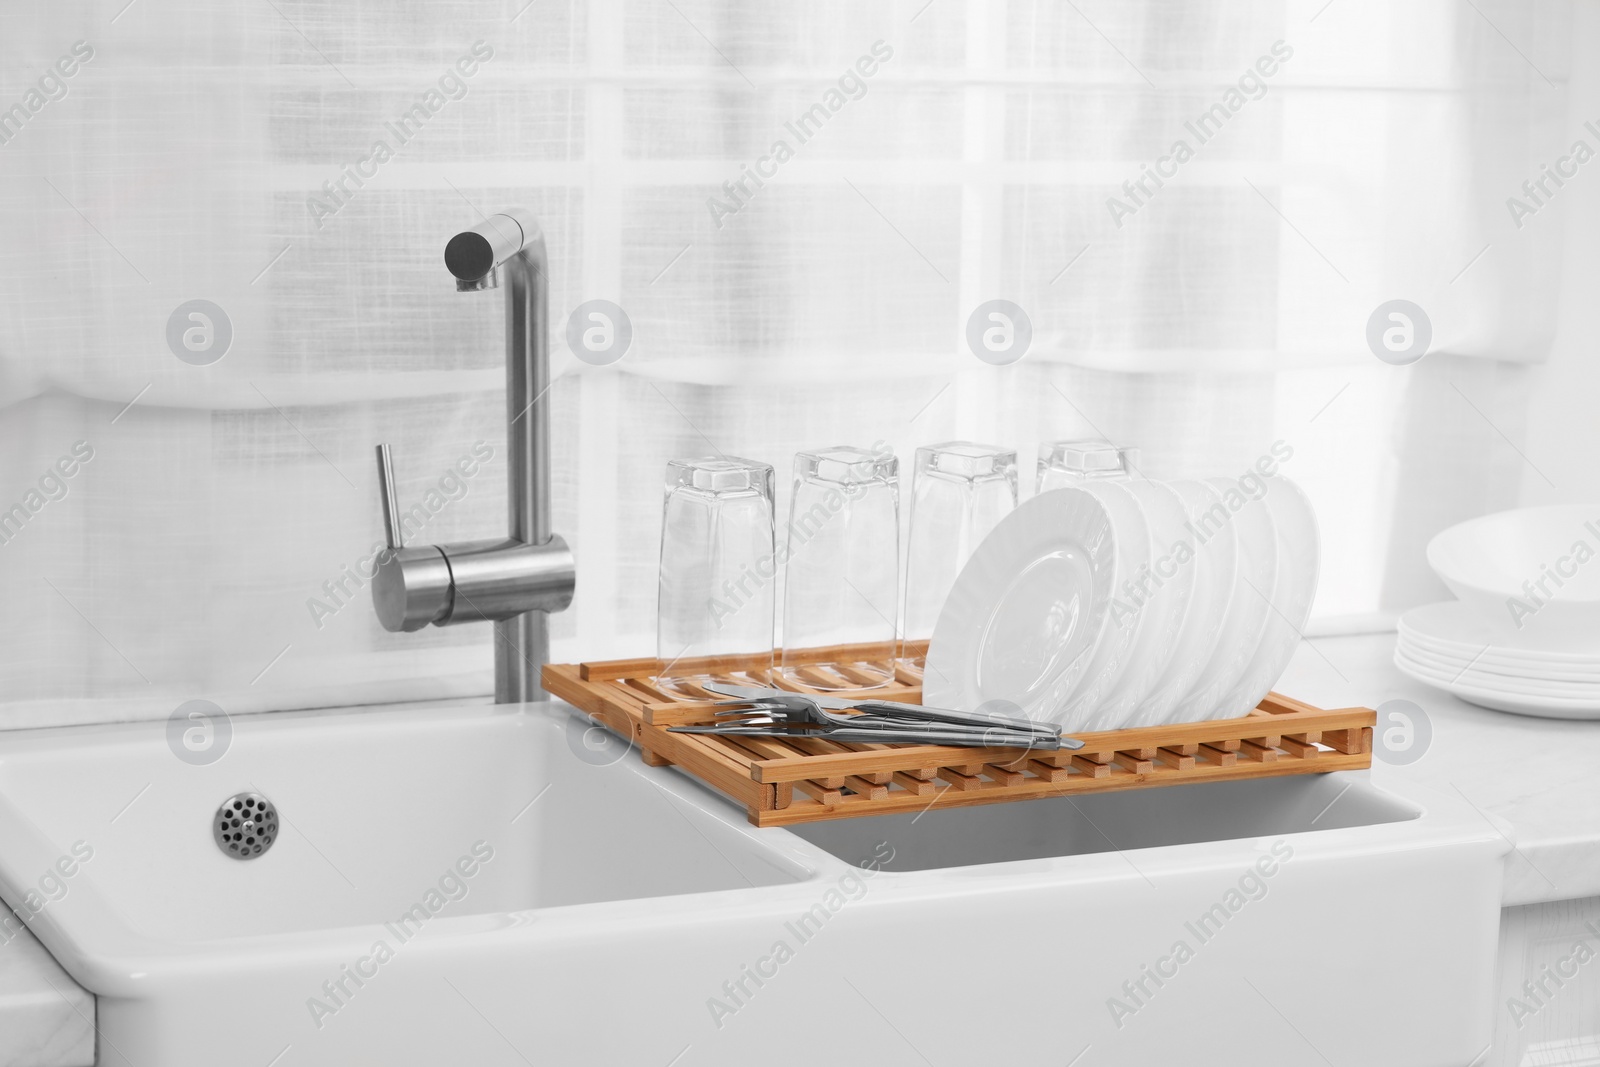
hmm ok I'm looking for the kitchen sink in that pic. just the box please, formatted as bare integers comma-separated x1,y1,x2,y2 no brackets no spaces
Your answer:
790,774,1419,871
0,702,804,945
0,699,1509,1067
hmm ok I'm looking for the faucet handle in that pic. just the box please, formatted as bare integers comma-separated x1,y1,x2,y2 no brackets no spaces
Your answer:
374,444,404,550
371,442,455,632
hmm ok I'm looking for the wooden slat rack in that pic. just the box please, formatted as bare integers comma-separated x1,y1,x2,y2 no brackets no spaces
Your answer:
542,640,1375,827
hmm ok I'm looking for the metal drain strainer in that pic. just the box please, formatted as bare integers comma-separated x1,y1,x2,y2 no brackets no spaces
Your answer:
213,792,278,860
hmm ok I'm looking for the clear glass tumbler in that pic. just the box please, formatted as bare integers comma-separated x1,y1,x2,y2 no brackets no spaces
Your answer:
1037,438,1140,492
780,445,900,689
902,441,1018,660
656,456,776,680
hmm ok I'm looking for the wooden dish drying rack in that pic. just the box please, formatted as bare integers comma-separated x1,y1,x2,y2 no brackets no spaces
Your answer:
542,640,1375,827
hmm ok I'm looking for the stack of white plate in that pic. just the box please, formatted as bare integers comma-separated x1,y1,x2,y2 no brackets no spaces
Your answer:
1395,505,1600,719
922,471,1320,731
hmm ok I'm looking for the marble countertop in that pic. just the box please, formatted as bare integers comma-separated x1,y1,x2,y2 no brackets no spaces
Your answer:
1280,632,1600,908
0,925,93,1067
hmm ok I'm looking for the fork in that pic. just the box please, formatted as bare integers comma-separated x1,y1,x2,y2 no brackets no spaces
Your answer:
669,719,1064,749
701,681,1057,738
689,692,1070,749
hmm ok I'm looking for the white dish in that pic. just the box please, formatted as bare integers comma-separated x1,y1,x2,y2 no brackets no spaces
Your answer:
1168,477,1278,724
1090,479,1197,729
1131,479,1232,727
1395,643,1596,696
923,487,1115,723
1214,475,1320,721
1055,481,1152,730
1400,621,1600,662
1397,633,1600,684
1394,647,1600,718
1427,504,1600,651
1396,644,1600,697
1399,601,1600,665
1395,639,1600,687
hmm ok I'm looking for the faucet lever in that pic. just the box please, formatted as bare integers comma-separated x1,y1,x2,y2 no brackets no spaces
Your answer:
374,443,403,550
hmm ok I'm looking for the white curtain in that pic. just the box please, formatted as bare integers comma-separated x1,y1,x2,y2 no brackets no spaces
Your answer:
0,0,1574,726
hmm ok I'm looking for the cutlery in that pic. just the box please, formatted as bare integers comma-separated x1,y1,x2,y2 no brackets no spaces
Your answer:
709,690,953,731
668,720,1064,749
686,688,1083,750
709,697,1072,744
702,682,1064,740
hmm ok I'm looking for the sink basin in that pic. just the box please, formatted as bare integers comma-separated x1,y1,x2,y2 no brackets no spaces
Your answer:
0,702,799,946
790,775,1417,871
0,699,1509,1066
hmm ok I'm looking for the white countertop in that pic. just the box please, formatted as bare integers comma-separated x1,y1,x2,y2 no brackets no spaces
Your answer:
0,926,93,1067
1279,632,1600,908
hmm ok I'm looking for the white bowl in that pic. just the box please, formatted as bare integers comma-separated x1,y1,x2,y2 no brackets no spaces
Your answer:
1426,505,1600,653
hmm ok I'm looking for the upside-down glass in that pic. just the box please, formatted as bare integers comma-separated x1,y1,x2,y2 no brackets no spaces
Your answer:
656,457,776,680
902,442,1018,660
780,446,899,689
1037,438,1140,492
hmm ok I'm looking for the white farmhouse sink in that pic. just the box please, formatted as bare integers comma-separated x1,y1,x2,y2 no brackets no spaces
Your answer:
789,774,1421,869
0,699,1508,1066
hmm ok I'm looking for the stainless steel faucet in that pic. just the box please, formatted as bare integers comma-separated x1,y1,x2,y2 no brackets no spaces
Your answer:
371,208,575,703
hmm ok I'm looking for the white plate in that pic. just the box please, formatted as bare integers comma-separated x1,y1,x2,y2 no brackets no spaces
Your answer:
1129,479,1227,727
1168,476,1278,724
1214,475,1320,721
1400,601,1600,665
1398,624,1600,671
1396,644,1600,697
923,487,1115,723
1399,630,1600,675
1084,479,1196,730
1397,634,1600,685
1056,482,1153,730
1393,648,1600,718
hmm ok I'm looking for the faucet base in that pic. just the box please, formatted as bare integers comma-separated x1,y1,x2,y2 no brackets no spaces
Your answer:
495,611,550,703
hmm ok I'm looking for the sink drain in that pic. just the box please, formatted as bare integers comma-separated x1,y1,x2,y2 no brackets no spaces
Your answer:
213,792,278,860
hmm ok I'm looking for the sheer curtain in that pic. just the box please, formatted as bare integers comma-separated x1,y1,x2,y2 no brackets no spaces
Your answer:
0,0,1573,726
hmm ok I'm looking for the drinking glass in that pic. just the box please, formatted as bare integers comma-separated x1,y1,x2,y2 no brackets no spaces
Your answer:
1037,438,1140,492
656,456,776,680
780,445,899,689
902,441,1018,660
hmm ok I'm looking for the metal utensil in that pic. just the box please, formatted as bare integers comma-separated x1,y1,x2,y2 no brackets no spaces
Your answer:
709,699,1041,744
702,682,1065,741
710,703,1013,737
708,691,1034,735
686,690,1076,750
669,720,1062,750
710,693,921,731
